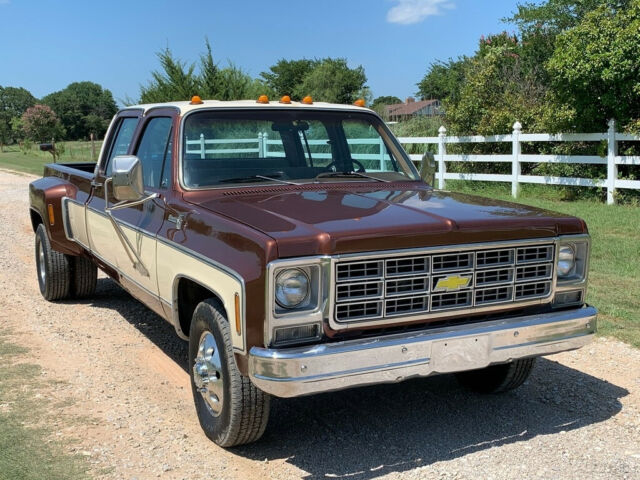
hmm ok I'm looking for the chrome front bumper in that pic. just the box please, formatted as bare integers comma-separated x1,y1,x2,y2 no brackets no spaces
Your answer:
249,306,597,398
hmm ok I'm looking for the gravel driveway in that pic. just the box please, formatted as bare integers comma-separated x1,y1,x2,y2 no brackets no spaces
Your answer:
1,169,639,480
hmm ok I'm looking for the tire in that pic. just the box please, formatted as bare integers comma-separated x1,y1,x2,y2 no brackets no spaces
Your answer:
189,299,270,447
35,224,71,301
71,256,97,298
455,358,536,394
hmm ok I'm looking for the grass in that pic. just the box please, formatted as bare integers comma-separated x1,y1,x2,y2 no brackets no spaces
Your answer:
0,141,101,176
0,331,91,480
448,181,640,348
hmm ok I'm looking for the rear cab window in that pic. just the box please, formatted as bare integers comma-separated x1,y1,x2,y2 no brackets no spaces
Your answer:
104,115,140,176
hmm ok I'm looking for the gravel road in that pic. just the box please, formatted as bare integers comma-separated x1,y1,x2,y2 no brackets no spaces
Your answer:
1,169,639,480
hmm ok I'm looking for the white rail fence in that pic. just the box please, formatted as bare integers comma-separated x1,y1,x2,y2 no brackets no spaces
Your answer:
398,119,640,205
186,120,640,205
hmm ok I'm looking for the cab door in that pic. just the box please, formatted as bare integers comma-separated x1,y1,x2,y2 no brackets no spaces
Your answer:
86,110,142,271
109,110,176,313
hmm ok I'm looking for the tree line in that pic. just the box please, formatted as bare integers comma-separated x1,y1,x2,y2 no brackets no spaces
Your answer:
0,39,369,148
416,0,640,136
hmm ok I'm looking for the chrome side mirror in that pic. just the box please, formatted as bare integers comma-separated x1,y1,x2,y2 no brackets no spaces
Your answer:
420,151,437,186
111,155,145,202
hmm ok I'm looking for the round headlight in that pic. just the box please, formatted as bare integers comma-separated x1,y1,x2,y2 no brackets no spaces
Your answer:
275,268,310,308
557,245,576,277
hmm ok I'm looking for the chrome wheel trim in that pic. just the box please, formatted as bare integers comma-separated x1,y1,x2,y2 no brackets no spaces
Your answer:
37,240,46,285
193,331,224,416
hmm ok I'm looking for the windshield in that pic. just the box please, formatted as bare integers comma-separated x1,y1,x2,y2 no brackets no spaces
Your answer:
181,109,419,188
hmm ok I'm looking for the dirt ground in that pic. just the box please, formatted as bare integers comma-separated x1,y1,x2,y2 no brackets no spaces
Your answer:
1,169,639,480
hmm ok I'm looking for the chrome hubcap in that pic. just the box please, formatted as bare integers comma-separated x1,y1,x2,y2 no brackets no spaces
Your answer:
38,242,46,285
193,331,224,416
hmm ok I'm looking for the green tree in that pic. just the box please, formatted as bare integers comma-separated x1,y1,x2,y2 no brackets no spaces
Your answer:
417,58,470,102
140,41,272,103
547,0,640,131
43,82,117,140
21,104,65,142
294,58,367,104
260,59,319,99
0,86,37,148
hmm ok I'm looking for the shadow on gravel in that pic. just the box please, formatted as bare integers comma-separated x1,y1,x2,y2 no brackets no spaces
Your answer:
81,279,627,480
79,278,189,370
238,356,627,479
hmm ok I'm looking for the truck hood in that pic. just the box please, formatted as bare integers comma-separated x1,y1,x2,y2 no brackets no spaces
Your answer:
184,182,585,257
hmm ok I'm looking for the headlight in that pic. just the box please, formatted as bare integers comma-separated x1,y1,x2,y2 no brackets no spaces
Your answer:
275,268,310,308
557,245,576,277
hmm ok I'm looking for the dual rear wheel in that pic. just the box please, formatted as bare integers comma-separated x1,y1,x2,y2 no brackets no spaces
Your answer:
35,224,97,301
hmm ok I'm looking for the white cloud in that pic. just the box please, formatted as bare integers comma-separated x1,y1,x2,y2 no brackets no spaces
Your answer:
387,0,454,25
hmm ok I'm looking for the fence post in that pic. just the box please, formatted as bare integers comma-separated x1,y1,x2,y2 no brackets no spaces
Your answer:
199,133,205,160
438,126,446,189
258,132,264,157
263,132,269,157
512,121,522,198
607,119,617,205
379,137,385,171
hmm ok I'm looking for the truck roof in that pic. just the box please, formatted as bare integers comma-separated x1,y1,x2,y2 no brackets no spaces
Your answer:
122,100,372,116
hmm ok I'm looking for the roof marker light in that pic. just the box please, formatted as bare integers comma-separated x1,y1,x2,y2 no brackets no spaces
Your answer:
190,95,203,105
257,94,269,104
301,96,313,105
279,95,291,104
354,98,366,107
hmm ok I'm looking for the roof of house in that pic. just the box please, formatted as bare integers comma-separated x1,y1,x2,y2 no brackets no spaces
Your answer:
386,99,440,117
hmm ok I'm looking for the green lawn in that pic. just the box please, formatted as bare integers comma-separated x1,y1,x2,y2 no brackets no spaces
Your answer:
0,141,100,175
449,181,640,348
0,331,91,480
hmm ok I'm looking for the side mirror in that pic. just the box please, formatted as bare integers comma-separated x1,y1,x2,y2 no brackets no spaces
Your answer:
420,151,437,186
111,155,145,202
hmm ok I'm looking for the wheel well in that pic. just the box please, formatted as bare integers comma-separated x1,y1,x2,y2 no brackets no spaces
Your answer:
176,277,226,337
30,209,43,232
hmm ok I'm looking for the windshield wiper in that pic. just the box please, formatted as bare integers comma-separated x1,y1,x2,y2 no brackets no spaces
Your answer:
218,173,300,185
314,171,390,183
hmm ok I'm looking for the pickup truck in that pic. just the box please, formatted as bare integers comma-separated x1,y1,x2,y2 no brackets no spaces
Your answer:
29,96,597,447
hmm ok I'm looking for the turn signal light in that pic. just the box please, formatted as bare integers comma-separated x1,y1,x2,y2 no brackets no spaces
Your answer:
190,95,203,105
279,95,291,104
234,293,241,335
353,98,366,107
47,204,55,226
301,95,313,105
257,94,269,104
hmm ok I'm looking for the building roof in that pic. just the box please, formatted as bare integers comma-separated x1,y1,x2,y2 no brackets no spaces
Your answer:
386,98,440,117
122,100,373,116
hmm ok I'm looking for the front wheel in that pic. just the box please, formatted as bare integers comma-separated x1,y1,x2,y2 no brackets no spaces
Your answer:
189,299,270,447
455,358,536,394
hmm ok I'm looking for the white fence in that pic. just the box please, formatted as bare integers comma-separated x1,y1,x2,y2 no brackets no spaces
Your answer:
186,120,640,205
398,120,640,205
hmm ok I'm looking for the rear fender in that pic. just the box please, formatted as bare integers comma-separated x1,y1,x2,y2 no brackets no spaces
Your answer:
29,177,84,256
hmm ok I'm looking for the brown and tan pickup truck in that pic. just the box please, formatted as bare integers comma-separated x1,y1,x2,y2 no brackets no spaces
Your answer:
29,97,597,447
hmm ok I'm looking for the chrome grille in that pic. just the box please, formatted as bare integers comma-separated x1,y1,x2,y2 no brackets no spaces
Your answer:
334,243,555,323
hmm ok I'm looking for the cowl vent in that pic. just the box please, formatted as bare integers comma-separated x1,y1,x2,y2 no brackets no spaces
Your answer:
221,182,425,196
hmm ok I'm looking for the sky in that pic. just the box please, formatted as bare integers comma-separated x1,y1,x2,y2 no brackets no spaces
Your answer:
0,0,521,105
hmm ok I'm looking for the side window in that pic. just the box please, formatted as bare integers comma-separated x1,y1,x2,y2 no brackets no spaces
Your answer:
135,117,173,189
160,135,173,189
105,117,139,176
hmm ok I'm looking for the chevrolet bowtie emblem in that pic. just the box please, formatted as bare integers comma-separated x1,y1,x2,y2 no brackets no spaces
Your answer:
435,275,471,291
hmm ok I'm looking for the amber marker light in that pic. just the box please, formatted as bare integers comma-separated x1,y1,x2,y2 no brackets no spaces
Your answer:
354,98,366,107
47,204,55,226
190,95,203,105
234,293,242,335
257,94,269,104
279,95,291,104
301,95,313,104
